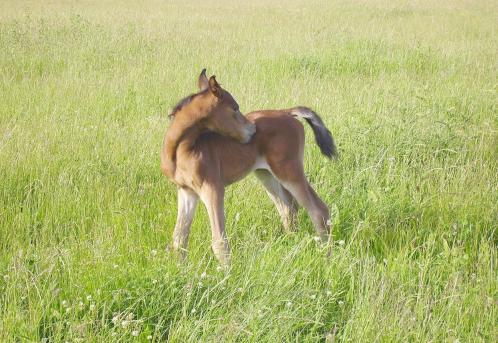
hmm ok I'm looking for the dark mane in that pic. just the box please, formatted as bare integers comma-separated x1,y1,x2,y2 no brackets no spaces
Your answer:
169,89,208,118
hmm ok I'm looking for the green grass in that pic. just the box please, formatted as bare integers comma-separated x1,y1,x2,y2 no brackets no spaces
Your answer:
1,0,497,341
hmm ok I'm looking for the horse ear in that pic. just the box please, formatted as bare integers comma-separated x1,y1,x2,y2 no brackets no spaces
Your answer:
198,68,208,91
208,75,221,98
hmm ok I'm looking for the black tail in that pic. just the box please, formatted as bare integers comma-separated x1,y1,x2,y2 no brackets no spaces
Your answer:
290,106,338,158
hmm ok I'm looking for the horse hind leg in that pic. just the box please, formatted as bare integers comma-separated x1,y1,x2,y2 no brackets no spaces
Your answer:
271,164,331,242
254,169,298,232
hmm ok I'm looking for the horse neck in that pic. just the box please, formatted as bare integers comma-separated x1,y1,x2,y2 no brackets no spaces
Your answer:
162,113,204,172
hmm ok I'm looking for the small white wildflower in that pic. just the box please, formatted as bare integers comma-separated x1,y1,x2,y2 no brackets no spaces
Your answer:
383,258,388,265
463,254,469,260
151,249,157,256
211,299,216,305
152,279,158,285
326,219,332,226
111,332,117,337
310,294,316,300
62,300,68,307
113,264,119,269
3,274,9,281
127,313,134,320
131,330,139,337
147,335,153,340
79,301,84,309
198,281,203,287
237,287,243,293
65,307,71,314
121,320,130,328
338,240,345,246
313,236,321,242
112,315,120,324
216,265,223,272
89,304,95,310
326,291,332,296
86,295,92,301
286,301,292,308
191,308,196,314
338,300,344,306
200,271,207,278
235,212,241,222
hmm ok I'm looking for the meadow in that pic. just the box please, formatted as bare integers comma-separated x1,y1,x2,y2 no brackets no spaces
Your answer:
0,0,497,341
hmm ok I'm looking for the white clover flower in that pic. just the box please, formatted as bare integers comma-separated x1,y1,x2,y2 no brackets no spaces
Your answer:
147,335,153,340
62,300,68,307
112,315,120,324
132,330,139,337
286,301,292,308
326,291,332,296
113,264,119,269
151,249,158,256
216,265,223,272
338,300,344,306
338,240,345,246
65,307,71,314
89,304,96,310
200,271,207,279
79,301,84,309
383,258,388,265
121,320,130,328
152,279,158,285
86,295,92,301
237,287,243,293
235,213,241,222
191,308,196,314
211,299,216,305
313,236,321,242
310,294,316,300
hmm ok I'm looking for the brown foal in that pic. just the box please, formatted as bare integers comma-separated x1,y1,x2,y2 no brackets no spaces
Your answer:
161,69,337,265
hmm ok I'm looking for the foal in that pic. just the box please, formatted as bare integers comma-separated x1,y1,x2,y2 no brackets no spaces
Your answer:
161,70,337,265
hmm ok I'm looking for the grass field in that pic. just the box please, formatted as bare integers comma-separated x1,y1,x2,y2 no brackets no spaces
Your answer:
1,0,497,341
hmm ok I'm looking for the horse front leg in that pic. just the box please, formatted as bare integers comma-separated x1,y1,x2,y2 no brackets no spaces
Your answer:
172,187,199,259
200,184,230,266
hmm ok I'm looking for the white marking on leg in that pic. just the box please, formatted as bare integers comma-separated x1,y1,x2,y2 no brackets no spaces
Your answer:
172,188,198,255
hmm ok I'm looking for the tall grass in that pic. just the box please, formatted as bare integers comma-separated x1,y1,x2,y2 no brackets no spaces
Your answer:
0,0,496,341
